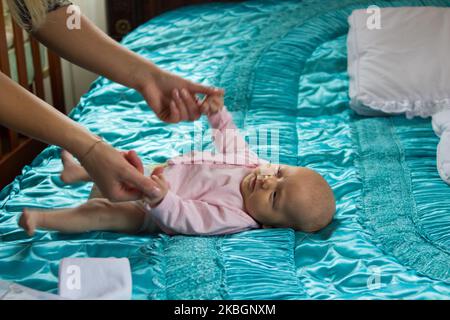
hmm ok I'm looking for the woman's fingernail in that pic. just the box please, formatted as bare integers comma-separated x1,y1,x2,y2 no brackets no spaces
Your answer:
181,88,189,97
174,89,180,98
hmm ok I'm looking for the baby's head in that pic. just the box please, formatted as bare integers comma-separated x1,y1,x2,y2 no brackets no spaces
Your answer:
240,164,335,232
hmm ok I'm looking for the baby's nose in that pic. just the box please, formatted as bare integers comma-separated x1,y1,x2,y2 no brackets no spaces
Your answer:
259,175,277,189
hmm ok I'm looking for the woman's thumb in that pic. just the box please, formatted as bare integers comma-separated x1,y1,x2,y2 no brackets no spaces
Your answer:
124,150,144,174
125,169,161,199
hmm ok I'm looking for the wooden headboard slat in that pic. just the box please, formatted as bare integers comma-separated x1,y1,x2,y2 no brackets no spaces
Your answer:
0,0,11,76
107,0,243,41
47,49,65,113
30,37,45,100
0,0,16,156
11,20,28,89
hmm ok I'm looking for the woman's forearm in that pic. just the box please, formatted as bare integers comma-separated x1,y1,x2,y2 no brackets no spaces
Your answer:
0,72,98,158
32,6,156,92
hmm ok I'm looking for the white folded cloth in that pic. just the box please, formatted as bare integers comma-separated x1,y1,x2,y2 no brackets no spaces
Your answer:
58,258,132,300
0,280,63,300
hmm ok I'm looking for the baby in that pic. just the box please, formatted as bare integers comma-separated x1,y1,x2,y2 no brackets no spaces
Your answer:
19,94,336,236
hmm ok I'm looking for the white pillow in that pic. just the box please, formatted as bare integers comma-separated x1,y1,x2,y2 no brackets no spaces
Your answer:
347,7,450,119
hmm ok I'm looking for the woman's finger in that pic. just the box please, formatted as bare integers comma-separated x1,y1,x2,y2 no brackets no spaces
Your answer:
200,101,208,115
161,97,182,124
172,88,189,121
124,150,144,174
169,100,180,124
188,82,225,96
205,101,213,115
180,88,199,121
123,168,160,200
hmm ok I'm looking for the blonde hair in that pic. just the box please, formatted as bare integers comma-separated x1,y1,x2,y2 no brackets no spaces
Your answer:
6,0,47,31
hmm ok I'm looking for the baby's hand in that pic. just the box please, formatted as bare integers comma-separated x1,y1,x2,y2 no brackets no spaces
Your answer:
144,173,169,208
200,93,224,116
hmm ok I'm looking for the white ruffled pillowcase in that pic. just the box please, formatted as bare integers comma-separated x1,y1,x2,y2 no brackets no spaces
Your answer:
347,6,450,119
347,7,450,185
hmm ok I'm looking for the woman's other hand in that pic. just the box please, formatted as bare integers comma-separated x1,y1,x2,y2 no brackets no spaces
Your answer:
137,68,224,123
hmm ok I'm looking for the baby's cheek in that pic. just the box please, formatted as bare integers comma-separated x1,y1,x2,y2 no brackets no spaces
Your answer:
244,196,260,216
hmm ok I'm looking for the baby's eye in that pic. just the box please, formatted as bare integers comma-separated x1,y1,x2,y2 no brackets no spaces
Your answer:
276,166,282,177
272,191,277,207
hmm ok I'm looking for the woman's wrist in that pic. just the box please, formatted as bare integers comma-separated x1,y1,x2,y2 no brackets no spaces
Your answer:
129,58,161,93
78,139,104,163
64,126,102,160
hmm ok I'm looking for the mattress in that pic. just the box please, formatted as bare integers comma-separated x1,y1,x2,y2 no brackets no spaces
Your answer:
0,0,449,299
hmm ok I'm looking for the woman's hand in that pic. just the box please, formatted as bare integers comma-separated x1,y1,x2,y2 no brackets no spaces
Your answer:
137,68,224,123
33,8,224,124
79,141,161,202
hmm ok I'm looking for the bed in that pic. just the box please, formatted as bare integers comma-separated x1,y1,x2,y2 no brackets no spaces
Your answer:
1,0,449,299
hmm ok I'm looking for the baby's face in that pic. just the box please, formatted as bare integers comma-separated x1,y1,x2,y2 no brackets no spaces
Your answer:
240,164,335,232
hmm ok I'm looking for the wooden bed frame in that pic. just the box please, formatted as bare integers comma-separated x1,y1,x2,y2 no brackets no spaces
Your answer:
0,0,65,189
107,0,242,41
0,0,241,190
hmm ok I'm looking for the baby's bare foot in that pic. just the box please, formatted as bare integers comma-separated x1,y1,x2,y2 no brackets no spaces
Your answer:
60,150,86,184
19,209,41,236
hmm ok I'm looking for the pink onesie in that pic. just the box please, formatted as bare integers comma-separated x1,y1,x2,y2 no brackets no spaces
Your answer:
141,107,268,235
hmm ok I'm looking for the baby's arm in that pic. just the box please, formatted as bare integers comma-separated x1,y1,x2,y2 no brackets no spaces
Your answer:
203,95,258,160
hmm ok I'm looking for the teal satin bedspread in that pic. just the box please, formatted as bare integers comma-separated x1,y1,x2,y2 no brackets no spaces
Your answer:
1,0,450,299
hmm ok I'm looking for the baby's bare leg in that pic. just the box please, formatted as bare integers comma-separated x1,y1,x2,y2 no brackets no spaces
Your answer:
19,199,145,236
60,150,91,184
